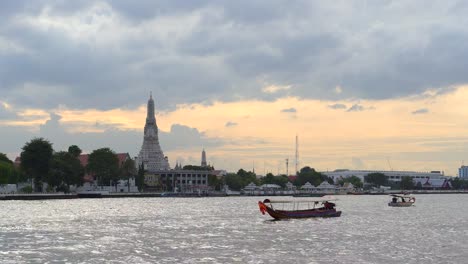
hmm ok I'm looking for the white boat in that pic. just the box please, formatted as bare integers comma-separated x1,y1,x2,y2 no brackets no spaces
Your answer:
388,194,415,207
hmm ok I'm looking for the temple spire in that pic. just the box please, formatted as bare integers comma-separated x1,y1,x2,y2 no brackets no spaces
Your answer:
201,149,207,167
137,93,170,172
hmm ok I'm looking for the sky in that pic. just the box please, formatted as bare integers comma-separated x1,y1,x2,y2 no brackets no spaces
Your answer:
2,0,468,176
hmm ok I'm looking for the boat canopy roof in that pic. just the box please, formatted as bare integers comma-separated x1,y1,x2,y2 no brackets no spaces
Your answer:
264,197,338,203
390,194,414,198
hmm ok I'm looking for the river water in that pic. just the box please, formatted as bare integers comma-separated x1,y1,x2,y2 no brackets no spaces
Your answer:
1,194,468,263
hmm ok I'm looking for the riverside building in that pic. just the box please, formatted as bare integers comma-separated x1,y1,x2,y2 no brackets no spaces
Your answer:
322,169,448,184
459,166,468,178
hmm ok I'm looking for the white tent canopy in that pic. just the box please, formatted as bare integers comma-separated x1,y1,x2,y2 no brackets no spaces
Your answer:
301,182,315,189
260,184,281,189
317,181,335,190
244,182,257,190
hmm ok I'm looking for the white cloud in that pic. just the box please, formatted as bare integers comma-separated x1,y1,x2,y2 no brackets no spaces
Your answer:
334,85,342,94
262,85,291,94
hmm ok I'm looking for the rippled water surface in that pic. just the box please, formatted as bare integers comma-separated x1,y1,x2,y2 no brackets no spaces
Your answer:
1,195,468,263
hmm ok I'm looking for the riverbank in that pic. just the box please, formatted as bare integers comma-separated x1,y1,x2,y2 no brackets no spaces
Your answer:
0,192,229,200
2,190,468,200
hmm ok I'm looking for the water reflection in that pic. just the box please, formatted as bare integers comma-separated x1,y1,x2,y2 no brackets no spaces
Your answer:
1,195,468,263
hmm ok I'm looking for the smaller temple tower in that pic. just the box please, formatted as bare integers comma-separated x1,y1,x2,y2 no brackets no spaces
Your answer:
201,149,207,167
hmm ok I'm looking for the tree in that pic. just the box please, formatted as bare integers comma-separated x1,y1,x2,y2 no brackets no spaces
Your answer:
260,173,289,187
224,173,243,191
338,175,363,188
182,165,214,171
224,169,258,191
68,145,82,157
136,163,145,192
400,176,414,190
0,161,13,185
0,153,16,185
47,151,84,192
262,173,276,184
364,173,387,187
0,153,13,164
120,158,136,192
295,166,331,187
86,148,119,186
208,174,222,191
20,138,53,192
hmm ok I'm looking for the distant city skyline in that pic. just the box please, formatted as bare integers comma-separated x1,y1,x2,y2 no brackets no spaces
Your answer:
2,1,468,176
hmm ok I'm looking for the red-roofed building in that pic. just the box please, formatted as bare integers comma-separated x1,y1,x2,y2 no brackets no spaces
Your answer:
14,157,21,168
288,175,297,182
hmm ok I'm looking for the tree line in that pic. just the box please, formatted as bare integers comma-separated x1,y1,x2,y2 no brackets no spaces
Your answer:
209,166,363,191
211,170,468,191
0,137,136,193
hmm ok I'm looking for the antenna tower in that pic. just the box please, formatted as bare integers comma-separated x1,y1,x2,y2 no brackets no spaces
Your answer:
386,157,393,171
286,158,289,176
295,135,299,175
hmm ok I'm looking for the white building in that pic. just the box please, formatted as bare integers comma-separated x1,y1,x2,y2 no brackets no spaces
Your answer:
322,169,447,183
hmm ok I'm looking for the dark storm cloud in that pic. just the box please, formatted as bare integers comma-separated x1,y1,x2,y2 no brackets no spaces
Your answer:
412,108,429,115
281,108,296,113
1,1,468,111
0,113,223,158
346,104,365,112
225,121,237,127
328,104,347,110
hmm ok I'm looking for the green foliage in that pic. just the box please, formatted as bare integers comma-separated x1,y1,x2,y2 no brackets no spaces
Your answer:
120,158,136,192
450,178,468,189
0,153,16,184
47,151,84,190
120,158,136,178
0,160,19,185
136,163,145,192
208,174,222,190
20,185,33,193
224,169,258,191
338,175,363,188
20,137,53,191
400,176,415,190
364,173,387,187
260,173,289,187
0,153,13,164
0,161,11,185
87,148,119,186
295,166,331,187
68,145,82,157
182,165,214,171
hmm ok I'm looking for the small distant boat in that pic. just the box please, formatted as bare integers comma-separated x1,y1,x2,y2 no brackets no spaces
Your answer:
292,193,325,197
258,198,342,220
77,191,109,198
388,194,415,207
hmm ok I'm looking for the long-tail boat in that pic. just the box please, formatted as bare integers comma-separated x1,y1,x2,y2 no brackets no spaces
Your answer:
258,198,342,220
388,194,415,207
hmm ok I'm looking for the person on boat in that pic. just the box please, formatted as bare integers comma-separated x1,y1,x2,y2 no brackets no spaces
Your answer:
401,198,406,203
323,201,335,210
392,197,397,203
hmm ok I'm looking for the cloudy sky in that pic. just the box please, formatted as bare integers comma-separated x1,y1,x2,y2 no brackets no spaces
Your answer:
2,0,468,175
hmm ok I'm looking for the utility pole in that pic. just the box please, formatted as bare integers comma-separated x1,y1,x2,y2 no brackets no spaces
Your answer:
295,135,299,176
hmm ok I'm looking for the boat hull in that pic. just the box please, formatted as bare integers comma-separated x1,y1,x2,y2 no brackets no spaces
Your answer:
388,202,414,207
259,202,341,220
